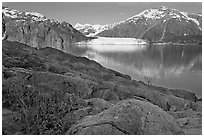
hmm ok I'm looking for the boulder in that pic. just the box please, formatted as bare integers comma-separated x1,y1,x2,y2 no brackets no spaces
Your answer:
67,99,184,135
2,109,24,135
182,128,202,135
176,117,201,129
169,89,198,102
168,109,201,119
85,98,114,110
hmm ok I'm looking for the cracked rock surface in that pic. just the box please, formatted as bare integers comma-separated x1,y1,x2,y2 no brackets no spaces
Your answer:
67,99,184,135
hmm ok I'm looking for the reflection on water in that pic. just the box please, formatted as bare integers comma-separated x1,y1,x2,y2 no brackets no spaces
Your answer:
68,38,202,97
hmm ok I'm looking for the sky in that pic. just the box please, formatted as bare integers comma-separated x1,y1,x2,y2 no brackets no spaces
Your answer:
3,2,202,26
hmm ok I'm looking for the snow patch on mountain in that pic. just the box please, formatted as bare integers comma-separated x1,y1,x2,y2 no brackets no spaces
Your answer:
75,6,201,37
25,12,44,18
75,23,115,36
135,9,165,19
169,11,181,19
3,7,47,22
181,12,201,29
126,6,168,22
24,12,46,21
75,23,85,29
3,7,19,18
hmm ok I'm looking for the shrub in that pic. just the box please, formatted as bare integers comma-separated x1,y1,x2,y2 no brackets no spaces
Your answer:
2,77,86,135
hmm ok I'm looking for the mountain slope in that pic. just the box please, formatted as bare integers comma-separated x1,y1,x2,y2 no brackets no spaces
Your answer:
75,23,114,36
2,6,91,51
76,6,202,44
3,40,201,134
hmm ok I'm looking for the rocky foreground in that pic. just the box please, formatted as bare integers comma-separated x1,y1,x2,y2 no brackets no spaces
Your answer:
2,40,202,135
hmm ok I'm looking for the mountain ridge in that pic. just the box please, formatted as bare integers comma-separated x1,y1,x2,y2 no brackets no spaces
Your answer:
2,6,92,52
75,6,202,44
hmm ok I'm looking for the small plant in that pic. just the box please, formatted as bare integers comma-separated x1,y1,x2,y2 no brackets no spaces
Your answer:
144,76,152,86
2,77,87,135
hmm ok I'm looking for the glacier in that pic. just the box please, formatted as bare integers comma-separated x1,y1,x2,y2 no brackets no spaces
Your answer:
76,37,148,52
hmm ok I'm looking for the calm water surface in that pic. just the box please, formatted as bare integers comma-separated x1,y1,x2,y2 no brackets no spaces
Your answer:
68,37,202,97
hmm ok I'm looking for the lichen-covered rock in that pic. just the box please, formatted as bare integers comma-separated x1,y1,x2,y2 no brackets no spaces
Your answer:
176,116,202,135
2,109,24,135
192,101,202,112
176,117,201,129
182,128,202,135
67,99,184,135
168,109,201,119
73,124,125,135
169,89,198,102
85,98,114,110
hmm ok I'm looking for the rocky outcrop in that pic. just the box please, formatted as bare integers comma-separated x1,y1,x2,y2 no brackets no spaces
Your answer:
2,6,91,52
2,40,201,134
2,109,24,135
168,108,202,135
67,99,184,135
176,117,202,135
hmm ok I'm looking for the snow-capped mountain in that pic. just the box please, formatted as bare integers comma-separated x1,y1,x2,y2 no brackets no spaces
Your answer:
74,23,115,36
124,6,201,27
76,6,202,43
2,6,90,51
3,6,49,22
